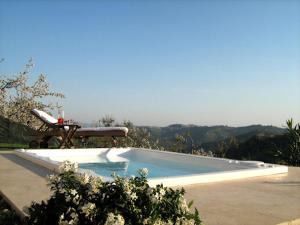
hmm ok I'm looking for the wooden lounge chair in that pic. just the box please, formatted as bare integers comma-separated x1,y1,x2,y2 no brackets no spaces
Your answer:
30,109,128,148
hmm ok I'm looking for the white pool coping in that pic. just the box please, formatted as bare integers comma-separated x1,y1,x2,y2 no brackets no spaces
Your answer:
14,148,288,187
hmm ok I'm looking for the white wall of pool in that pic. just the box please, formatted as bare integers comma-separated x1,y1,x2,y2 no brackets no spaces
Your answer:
14,148,288,187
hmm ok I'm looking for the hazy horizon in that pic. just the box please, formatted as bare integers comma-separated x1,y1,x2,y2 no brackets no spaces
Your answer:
79,118,287,129
1,0,299,127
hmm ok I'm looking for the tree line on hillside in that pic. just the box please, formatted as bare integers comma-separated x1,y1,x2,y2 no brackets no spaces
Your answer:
145,124,285,148
209,119,300,166
144,120,300,166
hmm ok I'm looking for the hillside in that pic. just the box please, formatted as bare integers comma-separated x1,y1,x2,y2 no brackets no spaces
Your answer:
143,124,286,151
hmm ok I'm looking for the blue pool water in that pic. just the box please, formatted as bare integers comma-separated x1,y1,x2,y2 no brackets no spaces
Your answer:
79,160,220,178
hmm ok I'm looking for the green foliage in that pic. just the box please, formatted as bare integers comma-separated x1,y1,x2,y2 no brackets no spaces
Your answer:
117,121,162,149
213,119,300,166
99,115,115,127
276,119,300,166
165,132,212,156
24,161,202,225
214,141,228,158
225,135,288,163
169,134,187,153
0,143,28,149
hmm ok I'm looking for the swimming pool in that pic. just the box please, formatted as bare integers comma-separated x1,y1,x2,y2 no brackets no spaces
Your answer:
14,148,288,186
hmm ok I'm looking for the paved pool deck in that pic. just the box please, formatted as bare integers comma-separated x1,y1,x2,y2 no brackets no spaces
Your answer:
0,152,299,225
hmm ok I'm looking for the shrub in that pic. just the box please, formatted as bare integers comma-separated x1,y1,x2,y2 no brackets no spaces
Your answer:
283,119,300,166
0,195,22,225
24,161,202,225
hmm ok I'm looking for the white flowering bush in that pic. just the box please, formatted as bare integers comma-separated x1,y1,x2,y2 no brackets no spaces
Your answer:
25,161,202,225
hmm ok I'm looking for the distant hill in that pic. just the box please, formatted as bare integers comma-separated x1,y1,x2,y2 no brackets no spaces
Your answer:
142,124,286,151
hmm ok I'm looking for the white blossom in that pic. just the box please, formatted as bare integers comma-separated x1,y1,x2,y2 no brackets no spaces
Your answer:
70,189,77,196
65,195,71,202
78,173,90,184
159,188,165,197
179,196,189,212
73,195,80,204
90,176,103,193
58,213,68,225
81,203,96,218
59,188,66,194
58,212,79,225
143,218,150,225
147,187,165,203
104,213,125,225
59,214,64,220
123,180,132,194
130,192,138,201
139,168,149,176
47,174,58,183
70,212,77,219
146,187,153,196
153,219,173,225
175,217,195,225
59,161,78,173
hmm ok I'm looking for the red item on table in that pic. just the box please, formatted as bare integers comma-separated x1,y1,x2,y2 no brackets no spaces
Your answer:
58,117,64,124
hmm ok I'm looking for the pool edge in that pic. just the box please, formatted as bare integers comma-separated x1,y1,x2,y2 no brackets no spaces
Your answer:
14,148,289,187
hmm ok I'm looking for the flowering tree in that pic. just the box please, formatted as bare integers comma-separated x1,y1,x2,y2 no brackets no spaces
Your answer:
119,120,162,150
0,59,64,127
24,161,202,225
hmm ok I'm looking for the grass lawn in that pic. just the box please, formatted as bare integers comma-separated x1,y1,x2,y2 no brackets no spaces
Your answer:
0,143,28,154
0,143,28,149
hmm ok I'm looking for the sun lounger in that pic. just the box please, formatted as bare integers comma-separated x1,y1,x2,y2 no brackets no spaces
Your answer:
30,109,128,148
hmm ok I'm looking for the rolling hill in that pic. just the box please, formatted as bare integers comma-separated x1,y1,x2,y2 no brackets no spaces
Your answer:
143,124,286,151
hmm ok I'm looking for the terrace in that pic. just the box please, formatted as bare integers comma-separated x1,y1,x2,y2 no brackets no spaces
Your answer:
0,150,299,225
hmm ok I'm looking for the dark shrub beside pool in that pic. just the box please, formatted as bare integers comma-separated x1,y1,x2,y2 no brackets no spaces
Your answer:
0,196,22,225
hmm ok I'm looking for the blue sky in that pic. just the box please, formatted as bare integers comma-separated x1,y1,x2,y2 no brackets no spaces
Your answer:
1,0,299,126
